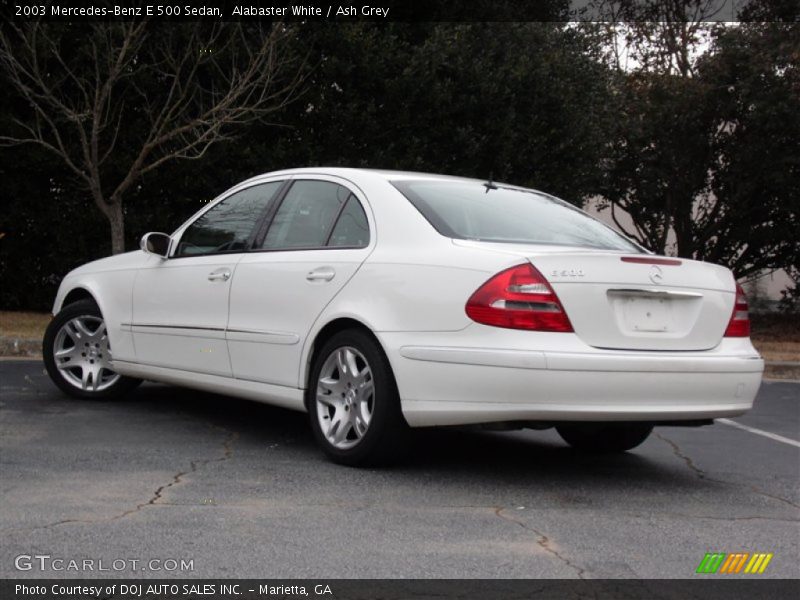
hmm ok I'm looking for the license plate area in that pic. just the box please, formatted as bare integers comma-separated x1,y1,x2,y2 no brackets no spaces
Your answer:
606,288,703,335
619,296,670,332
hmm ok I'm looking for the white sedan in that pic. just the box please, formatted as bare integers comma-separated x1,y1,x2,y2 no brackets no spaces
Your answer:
43,168,764,465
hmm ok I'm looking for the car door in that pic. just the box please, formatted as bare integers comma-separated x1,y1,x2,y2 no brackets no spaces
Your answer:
131,180,284,376
227,177,374,387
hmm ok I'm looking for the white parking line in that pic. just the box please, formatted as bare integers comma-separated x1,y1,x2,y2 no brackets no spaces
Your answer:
717,418,800,449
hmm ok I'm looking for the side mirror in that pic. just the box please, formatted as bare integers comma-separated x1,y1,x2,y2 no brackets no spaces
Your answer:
140,232,171,258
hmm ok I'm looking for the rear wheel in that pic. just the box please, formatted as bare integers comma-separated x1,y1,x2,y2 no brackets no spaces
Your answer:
43,299,141,400
556,422,653,453
307,329,408,466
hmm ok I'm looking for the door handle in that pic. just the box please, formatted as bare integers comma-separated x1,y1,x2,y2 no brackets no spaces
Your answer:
208,268,231,282
306,267,336,282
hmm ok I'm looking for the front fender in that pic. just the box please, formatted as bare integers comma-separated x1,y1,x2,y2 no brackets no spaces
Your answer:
52,268,140,364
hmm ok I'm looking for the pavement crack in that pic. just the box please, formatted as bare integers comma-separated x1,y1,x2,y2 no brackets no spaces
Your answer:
747,486,800,510
494,507,588,579
110,429,238,520
656,432,800,510
12,429,238,535
655,432,706,479
622,511,799,523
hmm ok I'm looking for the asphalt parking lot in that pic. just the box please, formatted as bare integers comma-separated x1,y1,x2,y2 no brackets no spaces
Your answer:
1,360,798,579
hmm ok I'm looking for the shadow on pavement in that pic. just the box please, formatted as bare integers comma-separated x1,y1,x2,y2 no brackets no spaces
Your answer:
120,382,692,490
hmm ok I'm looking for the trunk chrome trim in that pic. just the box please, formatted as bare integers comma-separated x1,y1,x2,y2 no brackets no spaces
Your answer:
607,288,703,299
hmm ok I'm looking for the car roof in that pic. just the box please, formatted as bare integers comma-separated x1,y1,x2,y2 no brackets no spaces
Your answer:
242,166,497,184
240,167,545,193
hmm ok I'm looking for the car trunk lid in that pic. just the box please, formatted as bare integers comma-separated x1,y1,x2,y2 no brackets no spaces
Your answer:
454,240,736,351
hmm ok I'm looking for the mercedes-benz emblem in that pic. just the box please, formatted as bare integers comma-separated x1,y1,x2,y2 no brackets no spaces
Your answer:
649,265,664,284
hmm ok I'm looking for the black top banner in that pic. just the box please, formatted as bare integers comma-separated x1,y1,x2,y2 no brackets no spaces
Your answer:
4,0,799,22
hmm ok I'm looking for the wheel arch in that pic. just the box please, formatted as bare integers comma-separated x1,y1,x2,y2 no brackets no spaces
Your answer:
301,317,393,393
60,287,98,311
54,282,111,329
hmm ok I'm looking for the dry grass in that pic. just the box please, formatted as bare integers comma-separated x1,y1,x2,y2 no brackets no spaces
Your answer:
0,311,51,339
750,340,800,363
750,314,799,364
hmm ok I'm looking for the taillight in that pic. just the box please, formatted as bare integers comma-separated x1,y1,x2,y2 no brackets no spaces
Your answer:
465,263,573,332
724,283,750,337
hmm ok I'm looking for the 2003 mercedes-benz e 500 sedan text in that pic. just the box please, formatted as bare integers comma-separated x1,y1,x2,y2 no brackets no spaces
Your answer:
44,168,764,465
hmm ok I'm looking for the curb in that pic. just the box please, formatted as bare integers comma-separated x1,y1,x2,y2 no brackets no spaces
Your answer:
764,363,800,380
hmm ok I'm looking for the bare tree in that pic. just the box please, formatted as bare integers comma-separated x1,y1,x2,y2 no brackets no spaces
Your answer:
0,21,304,254
589,0,730,260
589,0,724,76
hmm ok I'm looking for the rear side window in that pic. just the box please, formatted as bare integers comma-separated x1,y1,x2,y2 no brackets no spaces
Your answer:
260,180,369,250
328,196,369,247
176,181,282,257
393,180,640,252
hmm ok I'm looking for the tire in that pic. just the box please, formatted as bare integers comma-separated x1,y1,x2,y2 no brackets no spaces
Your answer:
43,299,141,400
307,329,409,466
556,422,653,453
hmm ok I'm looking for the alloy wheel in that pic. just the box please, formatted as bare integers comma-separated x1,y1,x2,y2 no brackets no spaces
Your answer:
315,346,375,449
52,315,120,392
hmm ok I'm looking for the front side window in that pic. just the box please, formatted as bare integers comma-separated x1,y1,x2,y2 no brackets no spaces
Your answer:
393,180,641,252
176,181,282,257
261,180,368,249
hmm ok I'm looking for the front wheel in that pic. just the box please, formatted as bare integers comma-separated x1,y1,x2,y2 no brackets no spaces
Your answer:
556,422,653,453
307,329,408,466
43,299,141,400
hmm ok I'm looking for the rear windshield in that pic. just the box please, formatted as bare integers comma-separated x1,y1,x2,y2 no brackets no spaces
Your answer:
393,179,641,252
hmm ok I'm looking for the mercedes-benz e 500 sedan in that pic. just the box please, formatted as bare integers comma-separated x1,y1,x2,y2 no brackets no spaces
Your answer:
44,168,764,465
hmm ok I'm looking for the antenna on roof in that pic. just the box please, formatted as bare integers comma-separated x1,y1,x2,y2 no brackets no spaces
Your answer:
483,173,498,193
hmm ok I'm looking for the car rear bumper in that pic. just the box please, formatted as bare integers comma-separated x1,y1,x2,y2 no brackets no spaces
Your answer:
378,329,764,427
